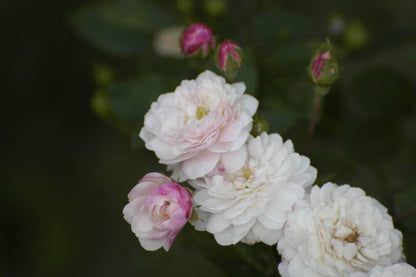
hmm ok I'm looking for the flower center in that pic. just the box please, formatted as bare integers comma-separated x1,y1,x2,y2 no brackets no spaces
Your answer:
152,201,171,221
345,231,359,243
196,106,209,120
243,168,252,179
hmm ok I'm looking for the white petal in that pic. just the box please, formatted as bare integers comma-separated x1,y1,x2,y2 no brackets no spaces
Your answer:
238,94,259,116
138,127,154,143
206,213,231,233
139,238,165,251
182,151,220,180
229,129,250,151
196,70,217,81
288,256,307,277
247,135,265,159
146,137,177,161
231,82,246,94
252,221,282,245
123,197,145,223
214,226,237,246
220,146,247,173
132,210,153,234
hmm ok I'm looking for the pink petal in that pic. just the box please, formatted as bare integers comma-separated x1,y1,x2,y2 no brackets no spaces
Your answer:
218,121,244,142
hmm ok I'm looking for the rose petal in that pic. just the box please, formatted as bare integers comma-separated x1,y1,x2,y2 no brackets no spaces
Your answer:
182,150,220,180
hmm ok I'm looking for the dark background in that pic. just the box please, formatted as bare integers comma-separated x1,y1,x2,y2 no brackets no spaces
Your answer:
2,0,416,276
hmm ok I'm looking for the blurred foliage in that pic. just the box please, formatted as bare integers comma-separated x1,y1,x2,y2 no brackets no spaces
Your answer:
2,0,416,276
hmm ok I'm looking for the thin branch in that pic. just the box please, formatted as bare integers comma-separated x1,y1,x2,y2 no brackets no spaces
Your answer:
394,207,416,223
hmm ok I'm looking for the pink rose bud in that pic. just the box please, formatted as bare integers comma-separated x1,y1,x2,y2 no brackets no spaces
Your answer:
308,40,339,89
180,23,215,57
122,172,193,251
215,40,243,72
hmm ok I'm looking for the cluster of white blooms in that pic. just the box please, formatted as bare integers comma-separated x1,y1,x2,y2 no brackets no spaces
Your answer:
129,70,412,276
277,183,404,277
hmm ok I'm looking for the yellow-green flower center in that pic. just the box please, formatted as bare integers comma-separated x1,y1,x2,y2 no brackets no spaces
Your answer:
196,106,208,120
243,168,252,179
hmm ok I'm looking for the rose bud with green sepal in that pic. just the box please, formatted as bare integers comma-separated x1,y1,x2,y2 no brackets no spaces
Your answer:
180,23,215,57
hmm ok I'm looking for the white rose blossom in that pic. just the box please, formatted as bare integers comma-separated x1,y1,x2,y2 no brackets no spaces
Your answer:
348,263,416,277
277,182,404,277
191,132,317,246
139,70,258,181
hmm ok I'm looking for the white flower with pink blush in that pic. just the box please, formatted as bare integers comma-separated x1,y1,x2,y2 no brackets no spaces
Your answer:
122,172,193,251
191,133,317,246
139,70,258,181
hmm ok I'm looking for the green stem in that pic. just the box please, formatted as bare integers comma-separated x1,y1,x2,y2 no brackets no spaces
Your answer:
304,86,329,154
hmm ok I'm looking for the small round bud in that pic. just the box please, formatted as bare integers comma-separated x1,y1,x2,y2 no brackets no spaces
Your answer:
180,23,215,57
309,41,339,87
251,113,270,137
215,40,243,73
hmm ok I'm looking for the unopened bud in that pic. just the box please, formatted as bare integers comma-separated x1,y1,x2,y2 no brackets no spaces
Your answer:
180,23,215,57
251,113,270,137
308,41,339,88
215,40,243,73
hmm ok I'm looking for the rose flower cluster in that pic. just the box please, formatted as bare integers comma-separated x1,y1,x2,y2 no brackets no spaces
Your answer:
122,24,415,276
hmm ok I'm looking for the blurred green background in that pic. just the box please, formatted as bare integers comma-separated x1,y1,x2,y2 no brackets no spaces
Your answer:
2,0,416,276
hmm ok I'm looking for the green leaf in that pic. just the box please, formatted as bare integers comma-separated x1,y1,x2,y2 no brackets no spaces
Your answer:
70,1,175,55
107,75,171,123
262,109,298,134
235,51,258,96
262,76,315,117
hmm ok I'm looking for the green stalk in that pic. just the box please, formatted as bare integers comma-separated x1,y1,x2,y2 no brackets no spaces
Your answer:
304,86,329,154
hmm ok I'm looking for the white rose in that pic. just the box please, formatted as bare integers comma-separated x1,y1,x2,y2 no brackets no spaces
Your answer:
191,132,317,246
348,263,416,277
139,70,258,181
277,183,404,277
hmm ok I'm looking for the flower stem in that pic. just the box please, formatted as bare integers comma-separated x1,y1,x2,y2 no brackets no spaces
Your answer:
394,207,416,223
304,86,329,154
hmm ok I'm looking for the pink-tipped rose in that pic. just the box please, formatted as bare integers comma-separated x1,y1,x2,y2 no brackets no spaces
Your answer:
180,23,215,57
139,70,258,181
123,172,193,251
215,40,243,72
